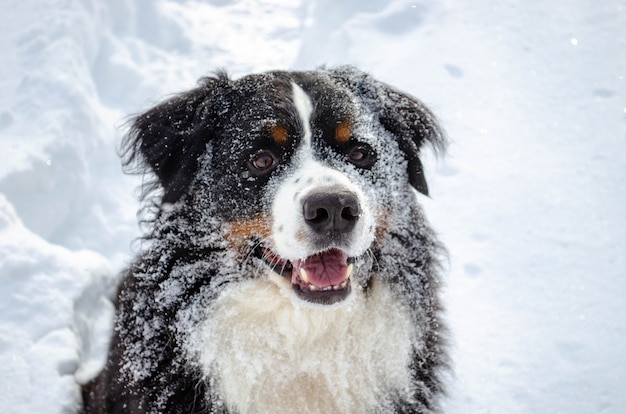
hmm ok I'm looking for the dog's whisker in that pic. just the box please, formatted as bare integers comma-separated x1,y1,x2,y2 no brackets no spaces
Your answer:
366,247,380,270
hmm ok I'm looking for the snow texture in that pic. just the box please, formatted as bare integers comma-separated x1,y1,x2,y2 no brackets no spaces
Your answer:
1,0,625,413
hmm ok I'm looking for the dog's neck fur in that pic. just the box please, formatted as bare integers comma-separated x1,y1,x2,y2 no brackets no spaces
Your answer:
188,273,417,414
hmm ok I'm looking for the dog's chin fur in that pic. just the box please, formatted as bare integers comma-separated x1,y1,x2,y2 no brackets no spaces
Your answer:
189,274,416,414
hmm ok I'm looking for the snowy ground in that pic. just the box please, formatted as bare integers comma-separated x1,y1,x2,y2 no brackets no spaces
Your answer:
1,0,625,412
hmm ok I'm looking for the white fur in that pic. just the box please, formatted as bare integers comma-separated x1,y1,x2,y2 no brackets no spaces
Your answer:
190,277,417,414
291,82,313,147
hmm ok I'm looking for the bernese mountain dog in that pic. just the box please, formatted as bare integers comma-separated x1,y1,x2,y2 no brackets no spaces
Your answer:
81,66,449,413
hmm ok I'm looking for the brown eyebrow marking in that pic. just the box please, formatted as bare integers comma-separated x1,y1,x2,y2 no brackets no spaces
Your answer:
335,120,352,144
270,125,289,145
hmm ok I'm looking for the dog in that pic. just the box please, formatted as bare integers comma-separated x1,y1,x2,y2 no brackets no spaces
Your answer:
81,66,448,413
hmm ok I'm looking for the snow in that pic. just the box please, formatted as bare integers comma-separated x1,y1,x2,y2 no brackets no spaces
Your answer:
0,0,624,412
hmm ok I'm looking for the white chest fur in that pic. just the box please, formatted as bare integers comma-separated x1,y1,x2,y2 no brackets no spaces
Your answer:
188,278,417,414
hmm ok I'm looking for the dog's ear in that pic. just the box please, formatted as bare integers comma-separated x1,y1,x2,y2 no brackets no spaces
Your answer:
122,73,229,204
328,67,446,196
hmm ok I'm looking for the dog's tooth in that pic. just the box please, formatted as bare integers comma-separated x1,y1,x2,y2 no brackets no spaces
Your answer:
339,280,347,289
309,284,317,291
346,263,354,279
323,286,332,291
299,268,310,283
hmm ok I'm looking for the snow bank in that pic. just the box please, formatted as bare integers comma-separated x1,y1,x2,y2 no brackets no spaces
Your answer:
1,0,625,412
0,193,113,412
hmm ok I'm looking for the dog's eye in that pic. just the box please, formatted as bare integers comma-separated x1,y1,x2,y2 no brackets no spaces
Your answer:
347,145,376,168
249,151,279,175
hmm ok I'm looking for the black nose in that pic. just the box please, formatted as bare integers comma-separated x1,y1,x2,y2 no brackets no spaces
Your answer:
302,190,361,234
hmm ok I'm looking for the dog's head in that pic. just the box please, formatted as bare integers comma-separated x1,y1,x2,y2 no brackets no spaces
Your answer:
123,67,445,306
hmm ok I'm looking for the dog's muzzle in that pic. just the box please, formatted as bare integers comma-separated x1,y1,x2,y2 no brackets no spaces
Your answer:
258,188,364,305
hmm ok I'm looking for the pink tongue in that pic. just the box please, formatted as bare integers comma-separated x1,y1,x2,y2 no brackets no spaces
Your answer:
292,249,349,288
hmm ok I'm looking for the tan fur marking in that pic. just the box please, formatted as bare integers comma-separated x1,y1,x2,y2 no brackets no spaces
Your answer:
335,120,352,144
225,216,272,250
374,209,390,243
270,125,289,145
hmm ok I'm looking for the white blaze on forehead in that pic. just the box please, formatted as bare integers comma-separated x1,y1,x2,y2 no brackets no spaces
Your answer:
291,81,313,147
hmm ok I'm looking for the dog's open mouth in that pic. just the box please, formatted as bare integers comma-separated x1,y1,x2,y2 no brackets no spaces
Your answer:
257,246,354,305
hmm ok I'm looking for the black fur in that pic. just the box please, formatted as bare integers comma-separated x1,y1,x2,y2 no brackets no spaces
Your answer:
328,67,445,195
81,66,448,413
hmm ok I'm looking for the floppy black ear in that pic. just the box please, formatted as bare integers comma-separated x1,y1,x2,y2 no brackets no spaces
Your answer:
122,73,230,204
328,66,446,196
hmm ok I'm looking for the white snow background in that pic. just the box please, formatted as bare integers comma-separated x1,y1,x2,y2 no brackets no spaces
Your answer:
1,0,625,412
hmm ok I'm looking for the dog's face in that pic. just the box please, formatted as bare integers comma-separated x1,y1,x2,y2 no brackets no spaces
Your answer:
125,67,444,306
